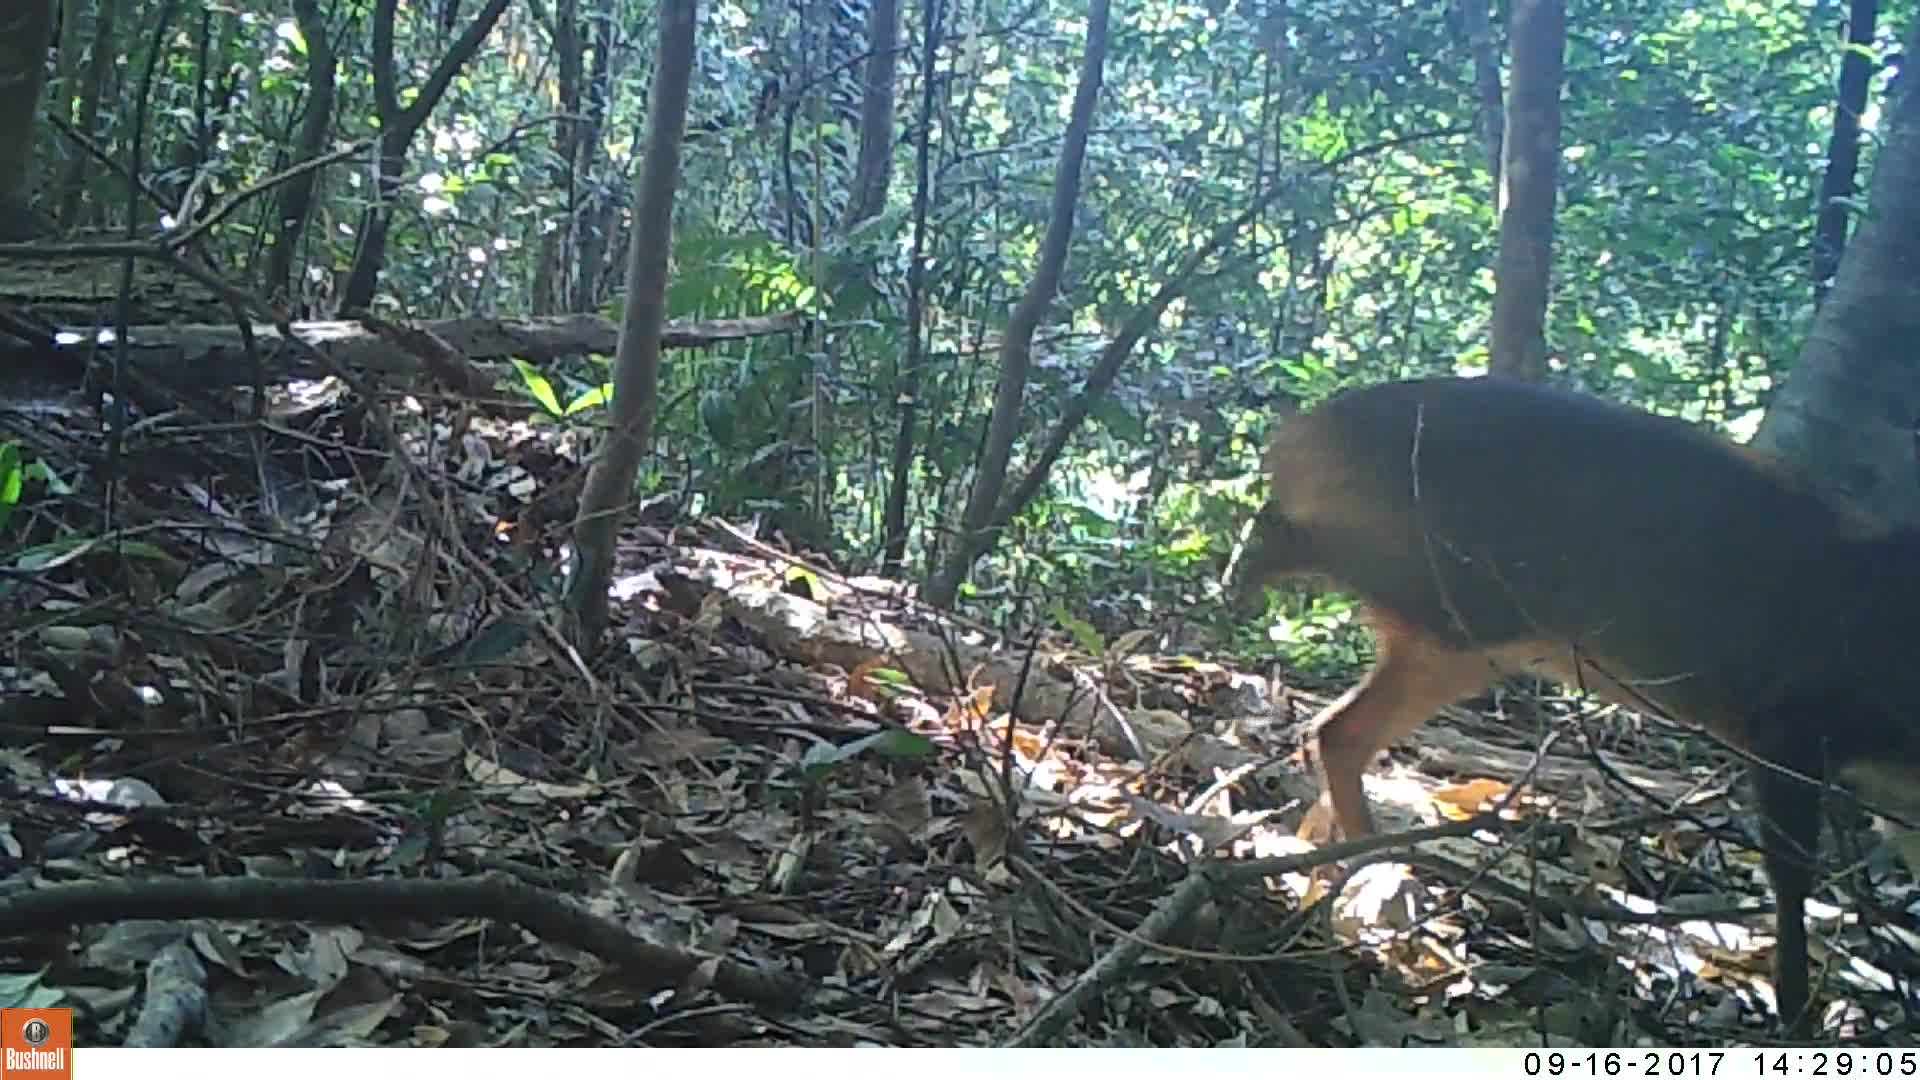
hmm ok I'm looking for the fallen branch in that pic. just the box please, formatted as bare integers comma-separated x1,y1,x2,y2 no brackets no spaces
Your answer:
0,875,809,1011
1,310,805,388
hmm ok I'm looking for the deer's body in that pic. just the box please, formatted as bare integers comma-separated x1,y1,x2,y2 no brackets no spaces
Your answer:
1234,375,1920,1034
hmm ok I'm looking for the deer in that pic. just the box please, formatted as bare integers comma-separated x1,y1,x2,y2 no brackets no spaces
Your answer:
1231,375,1920,1036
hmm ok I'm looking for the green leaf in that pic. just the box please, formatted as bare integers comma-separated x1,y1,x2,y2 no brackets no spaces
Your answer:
798,728,937,780
10,536,173,573
24,461,67,496
0,443,21,533
565,383,611,415
512,358,562,416
782,563,824,599
1050,600,1105,655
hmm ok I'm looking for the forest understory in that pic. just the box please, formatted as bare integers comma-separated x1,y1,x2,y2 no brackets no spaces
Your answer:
2,347,1913,1049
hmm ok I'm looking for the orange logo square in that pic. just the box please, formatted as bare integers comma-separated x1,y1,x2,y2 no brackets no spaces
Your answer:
0,1009,70,1080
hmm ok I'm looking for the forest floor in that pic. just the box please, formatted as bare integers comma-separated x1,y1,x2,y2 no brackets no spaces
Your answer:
1,371,1915,1048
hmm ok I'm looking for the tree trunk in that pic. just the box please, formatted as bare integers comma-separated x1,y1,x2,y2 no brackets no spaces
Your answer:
1487,0,1564,382
880,0,943,575
1753,16,1920,526
340,0,511,310
54,0,82,106
570,6,617,313
843,0,899,232
266,0,337,306
917,123,1415,602
0,0,56,240
823,0,901,307
56,0,114,230
565,0,697,647
924,0,1110,609
531,0,583,316
1459,0,1504,180
1810,0,1877,305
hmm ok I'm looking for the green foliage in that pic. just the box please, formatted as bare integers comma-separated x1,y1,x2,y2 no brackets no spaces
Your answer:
50,0,1906,684
512,358,566,417
0,442,21,534
1048,599,1106,655
9,536,173,573
0,446,94,589
798,728,938,785
782,562,825,601
669,227,818,318
511,357,605,418
1241,593,1376,679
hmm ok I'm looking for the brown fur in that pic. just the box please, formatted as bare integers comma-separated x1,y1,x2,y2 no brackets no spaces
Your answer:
1233,375,1920,1036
